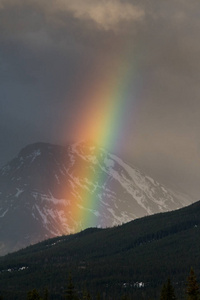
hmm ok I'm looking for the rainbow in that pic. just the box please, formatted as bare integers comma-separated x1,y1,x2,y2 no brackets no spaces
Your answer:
76,55,138,151
64,54,138,233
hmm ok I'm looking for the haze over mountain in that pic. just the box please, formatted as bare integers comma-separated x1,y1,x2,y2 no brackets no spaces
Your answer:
0,142,192,256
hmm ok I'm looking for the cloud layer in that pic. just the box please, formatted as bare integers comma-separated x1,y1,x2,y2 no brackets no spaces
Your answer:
56,0,145,30
0,0,200,198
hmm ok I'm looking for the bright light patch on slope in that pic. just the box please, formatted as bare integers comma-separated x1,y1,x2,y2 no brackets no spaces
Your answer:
108,153,178,209
104,166,149,212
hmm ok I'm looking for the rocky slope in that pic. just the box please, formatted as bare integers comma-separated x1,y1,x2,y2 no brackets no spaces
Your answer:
0,142,192,255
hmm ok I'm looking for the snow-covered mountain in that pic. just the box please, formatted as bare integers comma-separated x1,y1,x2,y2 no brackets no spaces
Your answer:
0,142,192,255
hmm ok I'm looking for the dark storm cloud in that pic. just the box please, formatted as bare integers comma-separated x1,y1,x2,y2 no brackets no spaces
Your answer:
0,0,145,149
0,0,200,198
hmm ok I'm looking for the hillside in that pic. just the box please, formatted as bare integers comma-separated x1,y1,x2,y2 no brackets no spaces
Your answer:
0,200,200,299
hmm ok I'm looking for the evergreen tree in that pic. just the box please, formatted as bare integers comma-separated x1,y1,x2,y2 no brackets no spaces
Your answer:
121,295,130,300
86,291,91,300
43,288,49,300
96,292,101,300
82,289,91,300
186,268,200,300
160,278,176,300
82,289,88,300
160,283,167,300
65,273,78,300
27,289,41,300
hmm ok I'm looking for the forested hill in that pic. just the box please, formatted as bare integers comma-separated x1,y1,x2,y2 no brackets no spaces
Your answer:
0,200,200,299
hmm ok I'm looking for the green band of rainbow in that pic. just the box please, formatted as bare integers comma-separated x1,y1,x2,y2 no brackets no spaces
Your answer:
64,53,139,232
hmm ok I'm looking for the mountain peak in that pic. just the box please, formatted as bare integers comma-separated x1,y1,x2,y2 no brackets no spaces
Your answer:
0,142,193,255
18,142,59,157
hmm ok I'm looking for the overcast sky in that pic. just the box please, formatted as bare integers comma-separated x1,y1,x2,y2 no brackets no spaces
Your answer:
0,0,200,199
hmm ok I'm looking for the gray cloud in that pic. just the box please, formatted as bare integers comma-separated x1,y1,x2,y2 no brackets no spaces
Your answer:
0,0,200,199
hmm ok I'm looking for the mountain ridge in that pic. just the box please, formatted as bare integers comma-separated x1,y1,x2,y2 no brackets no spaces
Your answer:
0,141,193,255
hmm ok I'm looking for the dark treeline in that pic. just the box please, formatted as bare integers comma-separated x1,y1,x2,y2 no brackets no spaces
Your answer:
1,201,200,299
1,268,197,300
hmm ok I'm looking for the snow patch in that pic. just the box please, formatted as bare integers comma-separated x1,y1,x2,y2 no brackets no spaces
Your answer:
35,204,48,224
0,209,8,218
15,188,24,198
104,158,115,168
29,149,41,163
55,174,60,184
